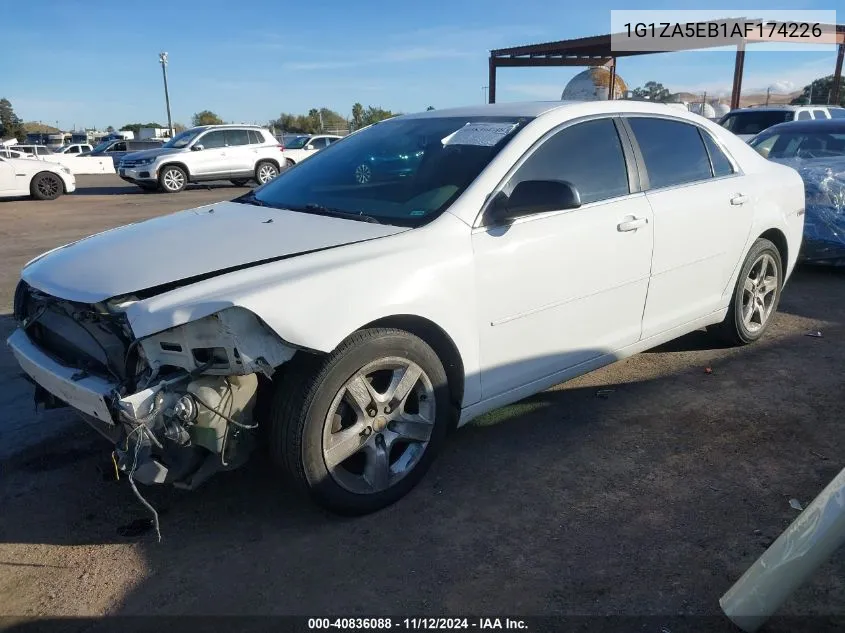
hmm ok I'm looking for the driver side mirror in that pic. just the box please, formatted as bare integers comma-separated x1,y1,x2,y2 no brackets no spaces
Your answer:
305,144,315,151
191,144,204,151
488,180,581,224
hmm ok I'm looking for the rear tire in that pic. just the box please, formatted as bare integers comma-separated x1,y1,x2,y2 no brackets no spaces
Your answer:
712,238,782,345
255,161,279,185
269,328,451,515
30,172,63,200
158,165,187,192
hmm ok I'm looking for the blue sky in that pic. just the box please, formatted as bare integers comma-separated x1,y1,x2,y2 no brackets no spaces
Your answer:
0,0,840,130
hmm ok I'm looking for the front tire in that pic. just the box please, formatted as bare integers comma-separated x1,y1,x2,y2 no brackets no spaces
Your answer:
713,238,782,345
30,172,63,200
270,328,451,515
158,165,187,192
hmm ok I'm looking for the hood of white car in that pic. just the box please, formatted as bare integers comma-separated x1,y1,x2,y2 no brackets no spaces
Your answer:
22,201,410,304
121,147,183,161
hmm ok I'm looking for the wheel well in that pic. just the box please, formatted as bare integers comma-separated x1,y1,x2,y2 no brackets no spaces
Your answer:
159,161,191,178
257,158,281,171
759,228,788,275
362,315,465,411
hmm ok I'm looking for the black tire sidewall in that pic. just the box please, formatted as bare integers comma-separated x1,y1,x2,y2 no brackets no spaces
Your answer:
730,239,782,343
298,332,450,514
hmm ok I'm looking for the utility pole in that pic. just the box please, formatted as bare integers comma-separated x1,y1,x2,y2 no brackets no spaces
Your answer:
766,86,771,105
808,82,814,105
159,52,173,136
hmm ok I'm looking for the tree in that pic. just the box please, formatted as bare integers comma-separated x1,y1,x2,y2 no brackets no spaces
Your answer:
631,81,672,102
361,105,397,126
120,122,164,135
790,75,845,106
174,122,187,133
351,102,365,129
106,125,115,133
0,98,25,141
191,110,224,126
426,105,435,111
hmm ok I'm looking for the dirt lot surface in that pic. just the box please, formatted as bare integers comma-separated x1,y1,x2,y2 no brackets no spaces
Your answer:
0,175,843,629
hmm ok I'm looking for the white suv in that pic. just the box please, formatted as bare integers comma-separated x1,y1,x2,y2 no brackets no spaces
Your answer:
719,105,845,141
118,125,284,192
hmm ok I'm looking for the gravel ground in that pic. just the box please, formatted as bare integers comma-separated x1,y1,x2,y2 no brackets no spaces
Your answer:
0,175,843,630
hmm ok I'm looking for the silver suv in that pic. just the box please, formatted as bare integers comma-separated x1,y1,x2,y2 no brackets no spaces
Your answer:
118,124,283,192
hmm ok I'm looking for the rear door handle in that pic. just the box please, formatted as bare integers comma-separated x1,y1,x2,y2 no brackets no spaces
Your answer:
617,216,648,232
730,194,748,205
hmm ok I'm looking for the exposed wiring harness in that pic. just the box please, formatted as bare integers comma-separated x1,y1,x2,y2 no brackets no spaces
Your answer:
125,425,162,543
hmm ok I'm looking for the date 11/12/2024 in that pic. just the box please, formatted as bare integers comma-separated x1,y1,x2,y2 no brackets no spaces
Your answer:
307,618,529,630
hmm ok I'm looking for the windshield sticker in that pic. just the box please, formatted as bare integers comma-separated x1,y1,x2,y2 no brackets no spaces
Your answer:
409,209,427,216
442,122,518,147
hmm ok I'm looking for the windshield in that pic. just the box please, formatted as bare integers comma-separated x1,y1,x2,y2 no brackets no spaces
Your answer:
720,111,793,135
163,129,201,149
284,136,310,149
750,129,845,160
248,115,529,227
92,140,114,153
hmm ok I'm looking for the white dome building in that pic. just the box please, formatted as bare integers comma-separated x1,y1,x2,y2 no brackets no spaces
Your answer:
561,67,627,101
688,102,717,118
710,101,731,118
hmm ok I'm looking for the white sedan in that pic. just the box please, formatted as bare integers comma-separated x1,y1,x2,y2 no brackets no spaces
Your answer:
281,134,342,166
7,101,804,515
0,156,76,200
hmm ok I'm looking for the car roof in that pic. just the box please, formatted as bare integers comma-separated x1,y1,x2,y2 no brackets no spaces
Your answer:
399,100,722,120
754,118,845,135
192,124,267,131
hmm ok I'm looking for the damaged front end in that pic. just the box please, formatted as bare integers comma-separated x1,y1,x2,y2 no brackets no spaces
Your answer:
10,280,295,490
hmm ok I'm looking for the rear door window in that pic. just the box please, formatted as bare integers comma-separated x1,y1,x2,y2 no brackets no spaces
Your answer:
225,129,250,146
310,137,329,149
628,117,713,189
797,111,812,120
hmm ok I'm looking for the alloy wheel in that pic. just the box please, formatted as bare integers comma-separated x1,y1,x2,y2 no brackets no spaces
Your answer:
37,175,59,198
258,164,278,183
355,164,371,184
741,253,778,333
163,168,185,192
322,357,436,494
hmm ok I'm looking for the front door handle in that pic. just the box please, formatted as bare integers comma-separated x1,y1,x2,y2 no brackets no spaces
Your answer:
730,194,748,205
617,216,648,232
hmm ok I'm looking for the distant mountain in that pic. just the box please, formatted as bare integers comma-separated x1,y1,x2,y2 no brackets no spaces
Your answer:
671,90,803,107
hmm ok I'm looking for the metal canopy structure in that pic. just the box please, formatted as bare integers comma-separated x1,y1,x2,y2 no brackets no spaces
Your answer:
489,23,845,109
